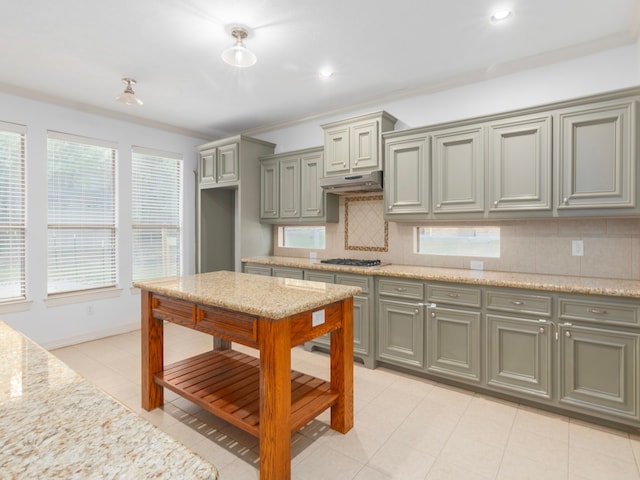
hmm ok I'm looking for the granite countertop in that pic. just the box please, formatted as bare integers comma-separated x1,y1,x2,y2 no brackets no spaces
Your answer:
134,270,361,319
0,320,218,479
241,256,640,299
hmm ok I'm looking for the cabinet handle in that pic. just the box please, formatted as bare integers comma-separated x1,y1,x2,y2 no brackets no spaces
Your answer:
396,287,407,292
510,300,525,306
447,293,460,298
587,308,607,315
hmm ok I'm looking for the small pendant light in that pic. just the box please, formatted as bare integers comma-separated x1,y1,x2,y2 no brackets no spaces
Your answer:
221,27,257,68
116,78,143,106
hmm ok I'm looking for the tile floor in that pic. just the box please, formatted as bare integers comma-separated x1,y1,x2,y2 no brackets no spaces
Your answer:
52,324,640,480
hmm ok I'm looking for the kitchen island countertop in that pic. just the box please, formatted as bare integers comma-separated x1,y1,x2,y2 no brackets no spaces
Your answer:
242,256,640,298
134,270,361,319
0,320,218,479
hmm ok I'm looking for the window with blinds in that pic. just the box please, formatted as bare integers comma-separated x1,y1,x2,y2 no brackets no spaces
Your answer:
132,147,182,282
47,132,117,295
0,122,26,302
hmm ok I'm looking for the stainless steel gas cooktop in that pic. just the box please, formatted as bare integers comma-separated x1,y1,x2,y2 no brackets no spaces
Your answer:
320,258,382,267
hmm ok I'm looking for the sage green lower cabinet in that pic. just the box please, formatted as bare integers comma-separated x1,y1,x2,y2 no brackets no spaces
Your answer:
378,298,424,369
303,271,376,368
486,314,552,399
426,306,481,383
558,323,639,423
271,266,304,279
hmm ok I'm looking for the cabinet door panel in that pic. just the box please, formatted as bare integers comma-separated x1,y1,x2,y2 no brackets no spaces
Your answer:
199,148,216,185
559,325,639,420
217,143,238,184
489,115,552,212
486,314,552,399
351,120,379,172
378,299,424,368
385,134,430,216
260,160,279,218
301,151,324,218
426,307,480,382
279,157,300,218
433,126,484,213
324,126,350,175
558,101,635,209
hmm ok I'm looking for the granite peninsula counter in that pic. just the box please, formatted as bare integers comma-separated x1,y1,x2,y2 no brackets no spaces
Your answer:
0,320,218,479
134,271,360,480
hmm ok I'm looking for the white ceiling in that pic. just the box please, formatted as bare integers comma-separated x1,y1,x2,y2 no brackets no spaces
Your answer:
1,0,638,139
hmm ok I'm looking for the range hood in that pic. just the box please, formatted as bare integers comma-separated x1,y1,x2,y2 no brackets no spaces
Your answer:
319,170,383,193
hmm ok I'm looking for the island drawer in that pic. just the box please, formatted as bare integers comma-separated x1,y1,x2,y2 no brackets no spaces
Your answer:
336,274,370,294
151,295,196,327
486,290,552,317
378,278,424,300
196,306,258,347
558,296,640,327
427,283,481,308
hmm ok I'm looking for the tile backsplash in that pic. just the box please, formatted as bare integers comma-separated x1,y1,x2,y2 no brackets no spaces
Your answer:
273,195,640,280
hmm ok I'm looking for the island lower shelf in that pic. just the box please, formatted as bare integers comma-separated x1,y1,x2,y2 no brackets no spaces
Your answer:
154,349,339,437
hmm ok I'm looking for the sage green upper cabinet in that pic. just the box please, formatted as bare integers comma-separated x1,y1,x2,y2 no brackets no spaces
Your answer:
322,111,397,176
259,147,338,224
432,125,484,215
384,131,430,218
279,156,300,218
488,114,552,215
198,142,239,187
557,98,637,212
300,150,325,218
260,158,279,219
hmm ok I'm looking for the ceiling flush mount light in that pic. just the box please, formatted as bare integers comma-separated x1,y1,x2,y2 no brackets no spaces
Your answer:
222,27,257,68
116,78,143,106
491,9,512,22
319,69,335,79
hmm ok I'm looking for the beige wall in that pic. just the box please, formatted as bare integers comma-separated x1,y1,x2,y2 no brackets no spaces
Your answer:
274,195,640,281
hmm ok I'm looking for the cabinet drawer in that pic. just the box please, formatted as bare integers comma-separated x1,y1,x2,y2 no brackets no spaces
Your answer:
151,295,196,327
336,274,371,295
427,283,481,308
244,264,272,276
271,267,304,279
558,297,640,327
486,290,552,317
304,270,335,284
196,306,258,347
378,278,424,300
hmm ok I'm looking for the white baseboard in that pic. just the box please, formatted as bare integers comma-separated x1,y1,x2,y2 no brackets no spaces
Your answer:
43,321,141,350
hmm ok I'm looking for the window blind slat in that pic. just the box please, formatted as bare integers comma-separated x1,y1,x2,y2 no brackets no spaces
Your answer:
132,150,182,282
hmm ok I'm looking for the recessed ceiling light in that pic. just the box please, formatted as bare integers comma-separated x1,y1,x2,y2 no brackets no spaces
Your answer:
319,70,334,79
491,9,512,21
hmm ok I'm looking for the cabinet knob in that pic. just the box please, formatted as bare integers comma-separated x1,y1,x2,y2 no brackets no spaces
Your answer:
493,201,499,206
562,197,569,205
436,203,441,208
294,211,298,215
342,163,346,167
565,331,571,337
539,327,545,334
415,309,419,314
431,311,436,317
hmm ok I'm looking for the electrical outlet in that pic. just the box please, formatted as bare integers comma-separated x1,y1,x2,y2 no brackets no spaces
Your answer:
87,305,94,315
572,240,584,256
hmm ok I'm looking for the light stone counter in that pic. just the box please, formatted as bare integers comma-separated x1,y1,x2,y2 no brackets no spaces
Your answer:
134,270,361,319
0,320,218,479
242,256,640,299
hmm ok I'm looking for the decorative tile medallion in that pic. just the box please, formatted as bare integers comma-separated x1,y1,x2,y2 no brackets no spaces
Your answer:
345,195,388,252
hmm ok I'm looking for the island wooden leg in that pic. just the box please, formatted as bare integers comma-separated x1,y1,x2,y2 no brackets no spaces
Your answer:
141,290,164,410
258,317,292,480
330,297,354,433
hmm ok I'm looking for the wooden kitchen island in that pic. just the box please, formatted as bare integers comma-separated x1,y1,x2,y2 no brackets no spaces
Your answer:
135,271,360,480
